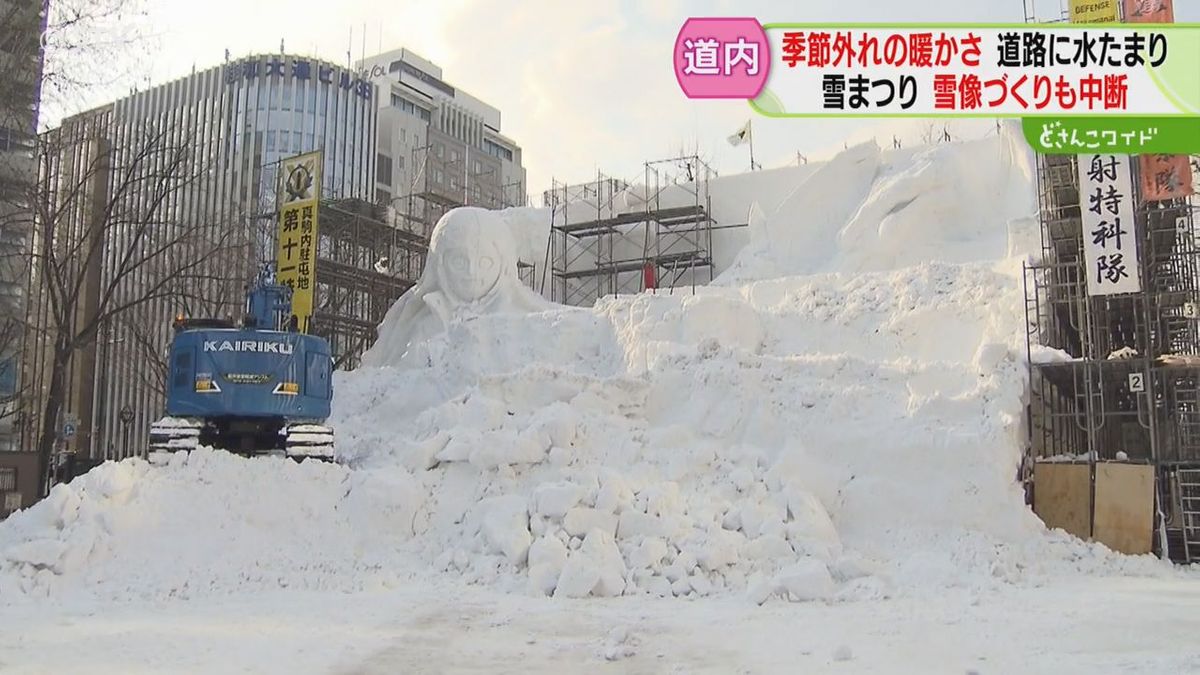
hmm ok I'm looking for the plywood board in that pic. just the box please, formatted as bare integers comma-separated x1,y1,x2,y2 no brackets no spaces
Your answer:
1033,462,1092,540
1093,463,1154,555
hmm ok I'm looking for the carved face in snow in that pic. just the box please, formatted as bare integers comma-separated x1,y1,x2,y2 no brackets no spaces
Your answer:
430,208,514,305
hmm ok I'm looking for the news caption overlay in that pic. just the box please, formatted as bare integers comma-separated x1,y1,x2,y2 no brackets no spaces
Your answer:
673,20,1200,155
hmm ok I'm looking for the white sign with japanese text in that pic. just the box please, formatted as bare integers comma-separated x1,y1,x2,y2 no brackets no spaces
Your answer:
1079,153,1140,296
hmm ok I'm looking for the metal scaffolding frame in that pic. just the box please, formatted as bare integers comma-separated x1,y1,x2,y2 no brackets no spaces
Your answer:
392,141,523,239
1023,147,1200,560
546,155,717,306
313,198,427,370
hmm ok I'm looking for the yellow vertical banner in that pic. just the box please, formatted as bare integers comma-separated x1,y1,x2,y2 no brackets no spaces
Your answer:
1069,0,1120,23
277,150,321,333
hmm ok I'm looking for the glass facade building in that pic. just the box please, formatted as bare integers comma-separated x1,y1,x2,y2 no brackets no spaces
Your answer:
23,54,378,461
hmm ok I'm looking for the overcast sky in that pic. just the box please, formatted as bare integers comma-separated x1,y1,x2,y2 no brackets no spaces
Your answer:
76,0,1200,198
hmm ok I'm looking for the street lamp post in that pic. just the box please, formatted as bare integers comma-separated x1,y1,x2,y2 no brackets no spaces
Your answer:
119,405,134,459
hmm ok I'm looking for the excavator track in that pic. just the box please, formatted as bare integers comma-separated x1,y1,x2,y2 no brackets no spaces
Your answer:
285,423,335,461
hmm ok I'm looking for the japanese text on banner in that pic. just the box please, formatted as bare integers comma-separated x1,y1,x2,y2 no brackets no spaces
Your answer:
1120,0,1192,201
277,151,322,333
1079,154,1141,296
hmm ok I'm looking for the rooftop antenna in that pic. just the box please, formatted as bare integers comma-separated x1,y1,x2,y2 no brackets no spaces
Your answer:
361,22,366,64
346,26,352,69
223,48,230,63
280,38,285,54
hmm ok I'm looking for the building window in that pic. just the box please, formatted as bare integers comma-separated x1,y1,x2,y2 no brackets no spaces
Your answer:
0,468,15,492
484,138,513,162
434,169,444,184
376,188,391,205
377,153,393,185
391,94,431,122
435,144,443,159
450,149,459,163
0,356,15,399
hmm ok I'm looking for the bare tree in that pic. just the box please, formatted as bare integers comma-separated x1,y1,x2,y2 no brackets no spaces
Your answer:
15,119,241,491
0,0,150,134
0,0,166,475
919,122,937,146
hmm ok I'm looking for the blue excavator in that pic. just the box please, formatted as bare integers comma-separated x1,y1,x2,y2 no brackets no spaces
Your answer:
148,266,335,460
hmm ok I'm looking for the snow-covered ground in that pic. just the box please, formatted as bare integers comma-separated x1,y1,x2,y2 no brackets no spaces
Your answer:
3,577,1200,673
1,124,1198,672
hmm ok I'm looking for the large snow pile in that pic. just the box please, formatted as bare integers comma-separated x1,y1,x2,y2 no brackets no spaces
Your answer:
0,125,1175,604
0,449,423,599
717,124,1038,281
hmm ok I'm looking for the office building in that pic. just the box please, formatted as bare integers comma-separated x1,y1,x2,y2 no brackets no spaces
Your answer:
358,48,527,230
21,53,378,466
0,0,46,513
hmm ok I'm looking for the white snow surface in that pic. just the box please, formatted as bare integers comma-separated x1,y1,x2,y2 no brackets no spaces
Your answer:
0,127,1183,607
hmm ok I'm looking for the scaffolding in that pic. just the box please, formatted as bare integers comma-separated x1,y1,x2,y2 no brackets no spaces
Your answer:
546,155,717,306
1023,147,1200,560
314,199,427,370
393,141,523,236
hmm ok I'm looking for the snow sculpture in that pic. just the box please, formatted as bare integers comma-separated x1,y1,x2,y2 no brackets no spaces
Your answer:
361,207,551,366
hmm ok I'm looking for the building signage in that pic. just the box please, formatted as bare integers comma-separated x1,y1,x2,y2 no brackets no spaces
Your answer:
277,150,322,333
224,58,373,100
358,64,389,80
357,60,455,98
1079,153,1141,296
203,340,295,354
1069,0,1120,23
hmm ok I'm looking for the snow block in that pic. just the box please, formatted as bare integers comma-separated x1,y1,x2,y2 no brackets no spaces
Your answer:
553,554,601,598
468,429,548,469
628,537,669,570
595,475,634,514
694,529,745,571
581,529,627,597
743,535,794,561
476,496,532,565
534,482,584,520
774,559,836,602
563,507,618,538
617,511,670,540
